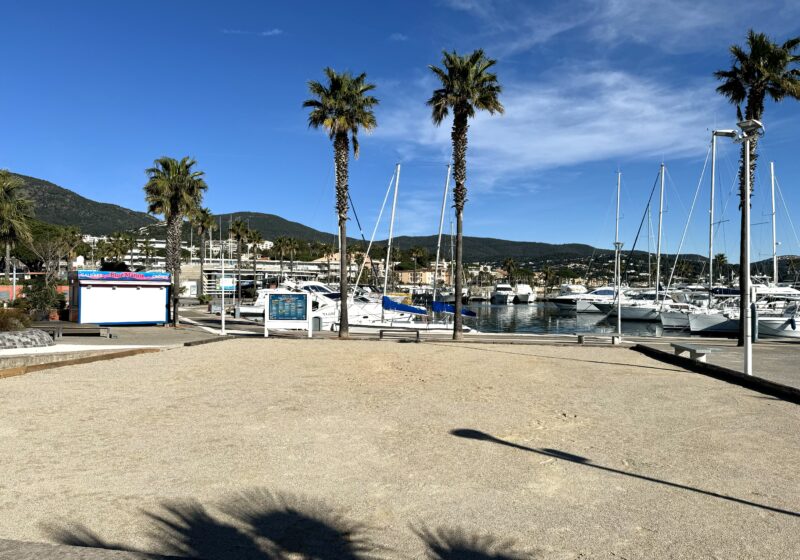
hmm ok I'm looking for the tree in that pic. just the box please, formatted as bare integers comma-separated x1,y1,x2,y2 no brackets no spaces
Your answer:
24,226,83,288
140,238,156,269
0,170,33,281
304,68,378,338
428,50,504,339
248,228,264,290
410,246,428,285
713,253,728,283
229,218,249,303
274,236,289,280
62,226,83,274
502,258,517,285
715,30,800,344
192,207,216,297
144,157,207,327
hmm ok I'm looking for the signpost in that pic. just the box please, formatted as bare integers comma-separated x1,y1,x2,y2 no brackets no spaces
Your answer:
263,292,312,338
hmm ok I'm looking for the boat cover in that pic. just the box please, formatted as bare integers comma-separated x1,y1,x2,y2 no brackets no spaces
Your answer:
432,301,477,317
382,296,428,315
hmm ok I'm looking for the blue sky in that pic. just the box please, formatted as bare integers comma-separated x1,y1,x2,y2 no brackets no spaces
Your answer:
3,1,800,263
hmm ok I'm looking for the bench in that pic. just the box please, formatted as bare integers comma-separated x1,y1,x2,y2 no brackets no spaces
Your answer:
35,324,63,341
379,329,421,342
670,343,718,363
576,334,621,345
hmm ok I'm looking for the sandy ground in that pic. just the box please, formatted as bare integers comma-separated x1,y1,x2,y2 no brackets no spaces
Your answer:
0,339,798,559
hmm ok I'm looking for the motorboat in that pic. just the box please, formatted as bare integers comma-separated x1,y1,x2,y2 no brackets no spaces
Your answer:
553,286,616,313
513,283,536,304
490,283,515,305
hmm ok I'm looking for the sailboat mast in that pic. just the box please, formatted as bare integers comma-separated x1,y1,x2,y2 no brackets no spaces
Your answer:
615,171,622,336
432,164,452,302
709,136,717,306
382,163,401,298
655,163,665,302
771,161,778,284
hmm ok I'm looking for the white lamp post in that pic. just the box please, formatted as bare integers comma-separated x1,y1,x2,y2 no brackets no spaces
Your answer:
736,119,764,377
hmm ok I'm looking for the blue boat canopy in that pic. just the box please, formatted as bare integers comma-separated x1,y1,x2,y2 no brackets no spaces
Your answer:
432,301,477,317
382,296,428,315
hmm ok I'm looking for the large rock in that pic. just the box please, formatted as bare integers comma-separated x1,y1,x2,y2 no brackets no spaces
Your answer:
0,329,55,349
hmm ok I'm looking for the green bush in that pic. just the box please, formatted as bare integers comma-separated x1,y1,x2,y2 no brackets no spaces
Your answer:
0,308,32,331
21,280,64,313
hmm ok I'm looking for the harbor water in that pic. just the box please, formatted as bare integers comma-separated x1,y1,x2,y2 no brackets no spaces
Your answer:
463,302,669,337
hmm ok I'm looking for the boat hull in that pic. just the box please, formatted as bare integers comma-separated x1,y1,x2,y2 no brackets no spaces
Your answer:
660,310,689,330
688,312,738,335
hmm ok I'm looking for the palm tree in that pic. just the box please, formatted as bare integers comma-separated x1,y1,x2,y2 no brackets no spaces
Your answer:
286,238,300,274
304,68,378,338
713,253,728,283
428,50,504,339
247,228,264,289
144,156,207,327
274,236,288,280
502,257,517,285
410,246,427,285
191,207,216,297
140,238,156,269
321,242,335,282
62,226,83,274
715,30,800,344
0,170,33,281
229,218,249,303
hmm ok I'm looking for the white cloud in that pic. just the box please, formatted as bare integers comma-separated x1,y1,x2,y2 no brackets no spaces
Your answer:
389,32,409,42
374,68,723,193
441,0,800,56
221,28,283,37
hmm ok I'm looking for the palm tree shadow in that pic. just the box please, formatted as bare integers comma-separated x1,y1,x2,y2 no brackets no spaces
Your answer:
415,527,530,559
43,490,383,560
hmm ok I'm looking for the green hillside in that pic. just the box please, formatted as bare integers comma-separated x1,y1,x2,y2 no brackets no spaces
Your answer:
12,173,156,235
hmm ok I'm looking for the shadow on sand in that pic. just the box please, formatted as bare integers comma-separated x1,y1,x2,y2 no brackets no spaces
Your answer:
450,428,800,518
44,489,532,559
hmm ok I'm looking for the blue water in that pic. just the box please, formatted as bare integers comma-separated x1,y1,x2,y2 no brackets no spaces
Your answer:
464,302,667,337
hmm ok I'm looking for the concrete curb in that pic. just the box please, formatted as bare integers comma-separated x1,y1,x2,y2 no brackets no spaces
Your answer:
631,344,800,405
0,348,163,380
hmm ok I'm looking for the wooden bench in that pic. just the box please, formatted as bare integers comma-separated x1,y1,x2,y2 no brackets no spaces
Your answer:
670,343,718,363
379,329,421,342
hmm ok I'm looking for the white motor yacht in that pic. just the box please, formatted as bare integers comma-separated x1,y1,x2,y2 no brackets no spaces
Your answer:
490,283,515,305
553,286,616,313
513,283,536,304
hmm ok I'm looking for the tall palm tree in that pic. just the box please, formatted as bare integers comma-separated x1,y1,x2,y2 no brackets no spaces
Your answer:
321,241,335,282
428,49,504,339
62,226,83,274
715,30,800,345
247,228,264,289
144,156,207,327
229,218,249,303
140,238,156,269
191,207,216,297
274,236,288,280
502,257,517,285
304,68,378,338
0,170,33,281
286,238,300,274
410,246,427,285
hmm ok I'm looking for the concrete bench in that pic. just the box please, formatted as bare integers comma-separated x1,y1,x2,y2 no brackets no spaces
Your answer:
670,343,718,363
379,329,421,342
576,334,621,345
36,325,63,341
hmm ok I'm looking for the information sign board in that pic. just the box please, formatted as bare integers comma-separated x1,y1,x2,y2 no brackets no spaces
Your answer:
263,291,312,338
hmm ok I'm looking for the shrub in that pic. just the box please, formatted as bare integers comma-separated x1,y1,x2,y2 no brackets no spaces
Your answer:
0,308,32,331
22,280,63,313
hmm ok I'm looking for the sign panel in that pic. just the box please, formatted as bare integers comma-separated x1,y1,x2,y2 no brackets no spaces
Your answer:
268,294,308,321
263,292,312,338
219,277,236,291
77,270,171,283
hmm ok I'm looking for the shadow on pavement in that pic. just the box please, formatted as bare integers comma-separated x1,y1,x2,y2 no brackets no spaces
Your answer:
43,489,532,559
450,428,800,518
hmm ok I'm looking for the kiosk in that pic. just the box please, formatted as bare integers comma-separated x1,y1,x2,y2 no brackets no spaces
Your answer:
69,271,171,325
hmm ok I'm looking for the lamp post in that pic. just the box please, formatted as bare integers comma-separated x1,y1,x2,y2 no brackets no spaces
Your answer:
614,241,623,337
709,130,737,307
736,119,764,377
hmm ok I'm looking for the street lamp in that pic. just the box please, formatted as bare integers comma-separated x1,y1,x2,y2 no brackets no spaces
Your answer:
709,129,738,307
736,119,764,377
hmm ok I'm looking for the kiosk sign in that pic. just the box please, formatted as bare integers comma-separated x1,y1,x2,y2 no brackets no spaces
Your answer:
264,292,312,338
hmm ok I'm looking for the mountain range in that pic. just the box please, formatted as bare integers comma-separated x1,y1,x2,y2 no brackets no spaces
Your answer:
13,171,701,263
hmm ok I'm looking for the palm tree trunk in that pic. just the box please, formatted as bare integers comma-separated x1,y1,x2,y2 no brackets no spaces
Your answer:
736,101,761,347
167,218,182,327
334,133,350,337
451,112,468,340
4,243,10,282
198,236,205,297
237,241,242,303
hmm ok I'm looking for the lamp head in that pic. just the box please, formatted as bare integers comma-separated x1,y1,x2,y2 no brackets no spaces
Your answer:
737,119,765,136
712,129,737,138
